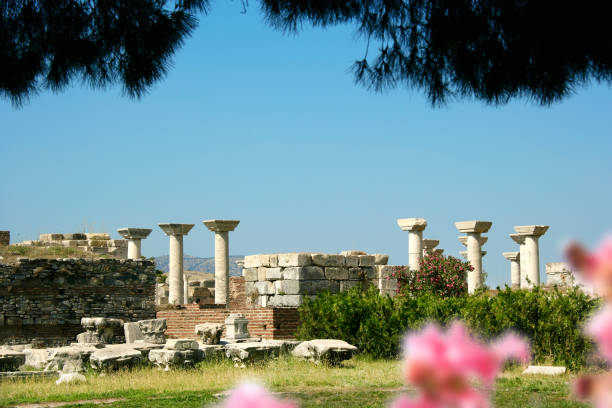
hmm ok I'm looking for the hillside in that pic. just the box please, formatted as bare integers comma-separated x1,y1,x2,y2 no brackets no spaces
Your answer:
153,255,244,276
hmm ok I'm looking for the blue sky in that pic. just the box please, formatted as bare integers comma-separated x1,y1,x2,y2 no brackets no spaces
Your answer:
1,2,611,287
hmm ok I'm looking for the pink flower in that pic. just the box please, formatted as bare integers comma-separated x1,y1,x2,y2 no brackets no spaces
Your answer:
566,236,612,283
394,322,529,408
585,305,612,362
220,382,297,408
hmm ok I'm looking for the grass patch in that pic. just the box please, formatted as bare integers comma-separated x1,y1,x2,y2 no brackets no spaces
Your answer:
0,245,113,263
0,357,590,408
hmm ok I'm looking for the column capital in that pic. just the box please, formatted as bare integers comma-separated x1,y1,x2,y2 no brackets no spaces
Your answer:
117,228,152,240
202,219,240,232
422,239,439,250
458,236,488,246
503,251,520,261
158,223,194,236
513,225,549,237
397,218,427,231
509,233,526,245
455,221,492,233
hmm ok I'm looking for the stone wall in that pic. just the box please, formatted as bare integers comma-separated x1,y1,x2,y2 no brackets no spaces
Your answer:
0,259,156,345
0,231,9,246
157,304,299,340
546,262,576,287
15,233,127,258
243,252,398,307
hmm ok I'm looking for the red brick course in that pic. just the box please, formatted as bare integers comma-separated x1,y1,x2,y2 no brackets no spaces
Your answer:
156,276,301,340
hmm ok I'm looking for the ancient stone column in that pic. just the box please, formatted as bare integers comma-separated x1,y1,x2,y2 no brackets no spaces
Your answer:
159,223,194,304
514,225,549,288
116,228,152,259
183,275,190,304
455,221,492,294
433,249,444,256
203,220,240,305
503,252,521,289
422,239,440,257
510,233,527,288
397,218,427,271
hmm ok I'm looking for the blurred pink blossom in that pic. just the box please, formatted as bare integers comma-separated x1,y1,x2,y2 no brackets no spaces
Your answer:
220,382,297,408
566,236,612,293
394,322,529,408
585,305,612,362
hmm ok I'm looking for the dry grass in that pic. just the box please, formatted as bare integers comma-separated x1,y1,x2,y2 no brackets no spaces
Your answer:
0,357,402,405
0,357,589,408
0,245,114,264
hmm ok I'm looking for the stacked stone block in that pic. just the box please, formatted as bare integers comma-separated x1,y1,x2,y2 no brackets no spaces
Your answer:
243,252,395,307
545,262,576,287
0,231,9,246
15,233,127,258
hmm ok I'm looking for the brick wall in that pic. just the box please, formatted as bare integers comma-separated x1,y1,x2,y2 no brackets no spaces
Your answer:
0,259,156,346
157,304,300,340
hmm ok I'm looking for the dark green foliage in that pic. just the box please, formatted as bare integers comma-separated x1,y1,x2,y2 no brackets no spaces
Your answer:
1,0,208,105
297,286,601,368
262,0,612,106
3,1,611,106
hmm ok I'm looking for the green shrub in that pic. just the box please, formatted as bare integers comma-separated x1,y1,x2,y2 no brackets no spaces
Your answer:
296,286,600,369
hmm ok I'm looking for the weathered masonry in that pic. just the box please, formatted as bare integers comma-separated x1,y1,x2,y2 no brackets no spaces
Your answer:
242,251,395,307
0,259,156,346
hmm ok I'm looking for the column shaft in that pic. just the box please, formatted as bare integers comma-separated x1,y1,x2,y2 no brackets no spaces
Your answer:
184,277,189,304
466,232,483,293
127,239,142,259
519,244,528,288
168,234,184,304
215,231,230,304
525,235,540,287
510,260,520,288
408,230,423,271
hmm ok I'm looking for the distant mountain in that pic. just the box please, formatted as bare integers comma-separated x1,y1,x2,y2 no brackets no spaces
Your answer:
153,255,244,277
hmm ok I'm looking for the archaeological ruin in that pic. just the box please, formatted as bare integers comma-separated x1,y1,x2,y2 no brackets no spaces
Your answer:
0,217,579,375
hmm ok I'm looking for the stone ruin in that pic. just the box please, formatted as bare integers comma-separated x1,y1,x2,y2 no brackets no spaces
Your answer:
15,232,128,258
243,251,394,307
0,231,9,246
0,314,358,375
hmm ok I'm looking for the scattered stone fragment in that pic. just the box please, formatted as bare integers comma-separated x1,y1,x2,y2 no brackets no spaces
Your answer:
89,345,143,371
138,319,167,344
148,348,203,370
23,348,54,370
225,342,282,363
124,322,144,343
77,317,124,344
522,365,566,375
292,339,357,364
0,348,26,371
199,344,226,360
45,345,98,373
56,372,86,385
164,339,199,350
225,314,249,341
195,323,225,345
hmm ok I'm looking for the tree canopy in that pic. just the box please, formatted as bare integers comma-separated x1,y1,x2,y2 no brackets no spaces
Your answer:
2,0,611,106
